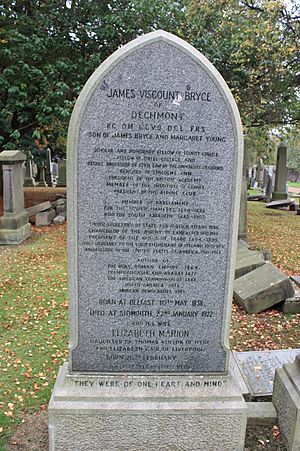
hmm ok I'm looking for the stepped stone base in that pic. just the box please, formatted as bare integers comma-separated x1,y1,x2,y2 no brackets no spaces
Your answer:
49,362,247,451
0,212,31,244
0,222,31,245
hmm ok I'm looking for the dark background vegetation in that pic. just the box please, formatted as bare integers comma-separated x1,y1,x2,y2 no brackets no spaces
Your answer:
0,0,299,166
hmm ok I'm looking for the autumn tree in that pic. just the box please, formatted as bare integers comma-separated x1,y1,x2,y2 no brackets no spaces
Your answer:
0,0,184,155
183,0,299,161
0,0,299,159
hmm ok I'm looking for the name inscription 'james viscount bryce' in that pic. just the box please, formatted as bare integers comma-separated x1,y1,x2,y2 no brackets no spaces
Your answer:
68,31,243,374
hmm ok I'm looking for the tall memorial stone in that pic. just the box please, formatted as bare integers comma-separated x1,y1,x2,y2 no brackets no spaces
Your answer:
272,142,288,201
238,136,248,241
49,31,246,450
45,148,54,187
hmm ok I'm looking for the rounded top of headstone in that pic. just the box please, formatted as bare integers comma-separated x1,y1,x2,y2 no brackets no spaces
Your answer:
69,30,242,138
0,150,27,162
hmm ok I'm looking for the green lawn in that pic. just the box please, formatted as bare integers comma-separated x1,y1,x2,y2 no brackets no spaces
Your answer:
288,181,300,188
0,226,68,449
247,188,263,196
0,204,299,447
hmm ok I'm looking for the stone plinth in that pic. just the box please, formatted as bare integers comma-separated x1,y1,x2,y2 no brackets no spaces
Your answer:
273,356,300,451
0,150,31,244
49,362,247,451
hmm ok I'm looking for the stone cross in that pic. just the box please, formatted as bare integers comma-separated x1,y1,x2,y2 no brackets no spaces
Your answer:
0,150,31,244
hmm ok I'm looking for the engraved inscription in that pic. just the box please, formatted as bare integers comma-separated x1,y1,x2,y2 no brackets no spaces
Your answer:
71,39,240,373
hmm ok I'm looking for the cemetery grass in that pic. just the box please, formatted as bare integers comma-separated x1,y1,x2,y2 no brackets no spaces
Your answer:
288,181,300,189
231,202,300,353
0,225,68,450
0,203,299,449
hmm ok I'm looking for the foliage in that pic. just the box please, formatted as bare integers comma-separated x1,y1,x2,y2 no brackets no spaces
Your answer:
244,128,278,167
286,129,300,171
183,0,300,130
247,201,300,275
0,0,299,159
0,0,184,155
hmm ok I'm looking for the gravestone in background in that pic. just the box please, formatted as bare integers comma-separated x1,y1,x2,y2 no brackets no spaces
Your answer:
52,162,58,178
57,159,67,187
272,142,288,201
265,172,273,200
0,150,31,244
250,165,257,188
49,30,246,450
23,151,36,187
45,148,54,187
256,158,264,188
37,162,48,187
238,136,248,241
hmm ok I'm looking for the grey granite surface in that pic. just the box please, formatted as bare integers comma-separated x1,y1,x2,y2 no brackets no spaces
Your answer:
67,30,243,373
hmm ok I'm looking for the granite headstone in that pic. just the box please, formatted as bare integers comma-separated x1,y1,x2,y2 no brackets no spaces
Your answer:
68,35,243,375
49,30,246,451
